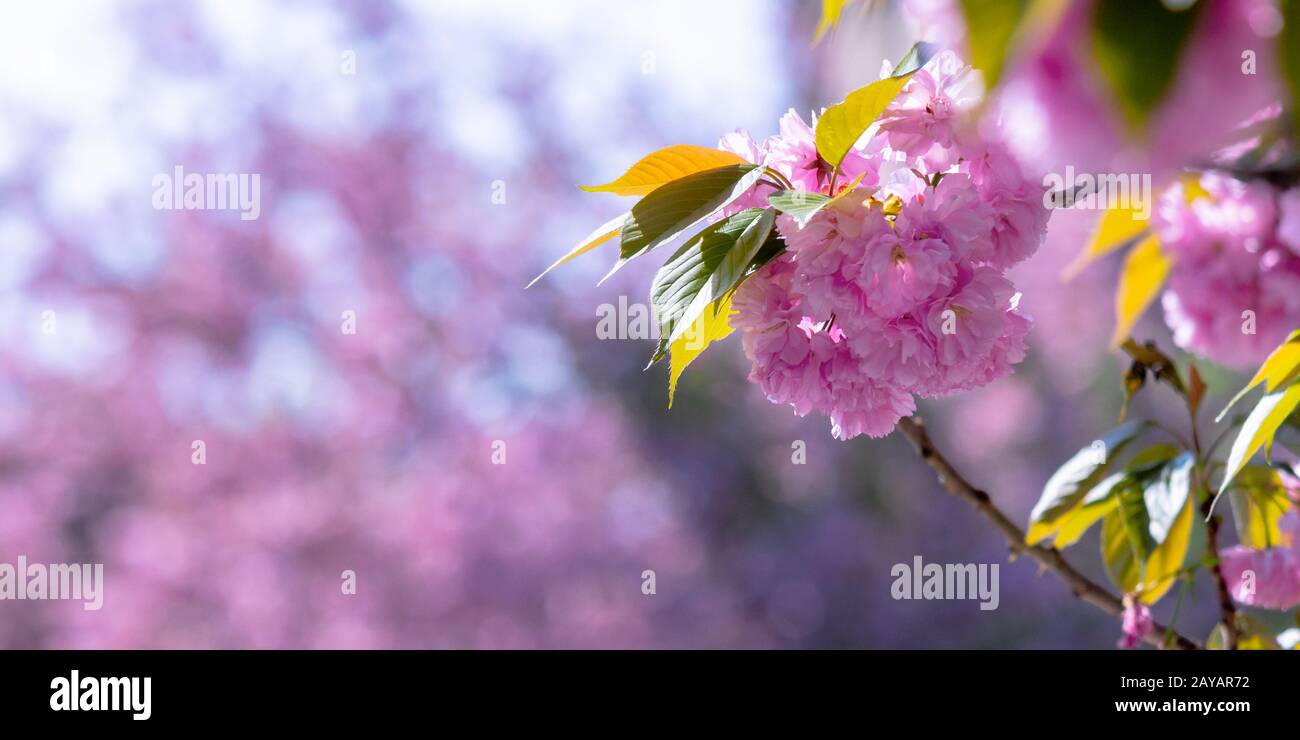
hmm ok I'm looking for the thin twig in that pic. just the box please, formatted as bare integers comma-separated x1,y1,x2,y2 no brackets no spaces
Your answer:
895,415,1199,650
1200,497,1240,649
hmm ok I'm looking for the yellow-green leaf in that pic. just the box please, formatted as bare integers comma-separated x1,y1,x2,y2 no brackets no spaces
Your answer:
815,75,911,173
1219,381,1300,495
1110,234,1170,347
1217,328,1300,422
1050,473,1124,548
668,294,736,408
813,0,852,44
1060,205,1148,280
1026,420,1147,544
580,145,746,197
1143,499,1193,606
814,43,935,172
1101,496,1193,605
958,0,1028,89
527,211,629,288
1228,465,1293,549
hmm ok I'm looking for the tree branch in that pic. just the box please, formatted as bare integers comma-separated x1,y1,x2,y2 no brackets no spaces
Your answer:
1200,499,1239,649
895,415,1199,650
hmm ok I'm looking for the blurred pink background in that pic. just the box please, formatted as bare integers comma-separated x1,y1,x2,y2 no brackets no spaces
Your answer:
0,0,1251,648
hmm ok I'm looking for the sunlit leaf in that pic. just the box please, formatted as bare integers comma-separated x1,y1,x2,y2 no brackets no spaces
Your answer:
1026,420,1147,544
814,42,936,171
1110,234,1171,348
1116,477,1153,562
766,172,867,227
580,145,746,197
1219,381,1300,495
1060,206,1148,281
1217,328,1300,422
1101,492,1193,606
1051,472,1123,548
527,211,628,288
1229,465,1293,549
767,191,831,226
813,0,852,44
1138,496,1193,605
651,207,774,347
1142,452,1193,547
605,164,764,282
667,293,736,409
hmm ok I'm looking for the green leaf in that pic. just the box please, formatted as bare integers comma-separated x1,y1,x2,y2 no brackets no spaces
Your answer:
1229,465,1294,549
1219,380,1300,495
651,208,774,346
1048,444,1180,549
1281,0,1300,137
1116,477,1154,563
891,41,939,78
1217,328,1300,422
606,164,764,282
1026,420,1148,543
1125,443,1180,476
1090,0,1203,129
1101,484,1145,592
814,41,937,172
646,232,785,369
767,191,832,226
1102,489,1194,605
958,0,1028,89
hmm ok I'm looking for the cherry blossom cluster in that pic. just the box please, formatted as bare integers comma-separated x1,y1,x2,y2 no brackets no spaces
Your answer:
721,52,1048,439
1153,172,1300,368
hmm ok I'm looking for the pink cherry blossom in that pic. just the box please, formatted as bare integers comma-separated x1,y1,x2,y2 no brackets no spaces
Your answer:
1152,173,1300,368
1118,598,1154,649
730,66,1043,439
1218,510,1300,611
876,50,980,172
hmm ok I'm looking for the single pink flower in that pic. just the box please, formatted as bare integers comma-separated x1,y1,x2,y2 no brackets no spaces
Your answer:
1118,598,1154,649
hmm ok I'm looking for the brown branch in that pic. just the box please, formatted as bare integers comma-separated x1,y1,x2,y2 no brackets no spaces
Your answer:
1200,498,1240,649
895,415,1199,650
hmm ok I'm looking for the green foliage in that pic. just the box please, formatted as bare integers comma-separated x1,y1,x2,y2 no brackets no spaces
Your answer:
1228,465,1294,549
614,163,764,272
1281,0,1300,136
767,190,832,227
957,0,1028,89
1026,420,1148,544
650,207,774,345
1090,0,1203,129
